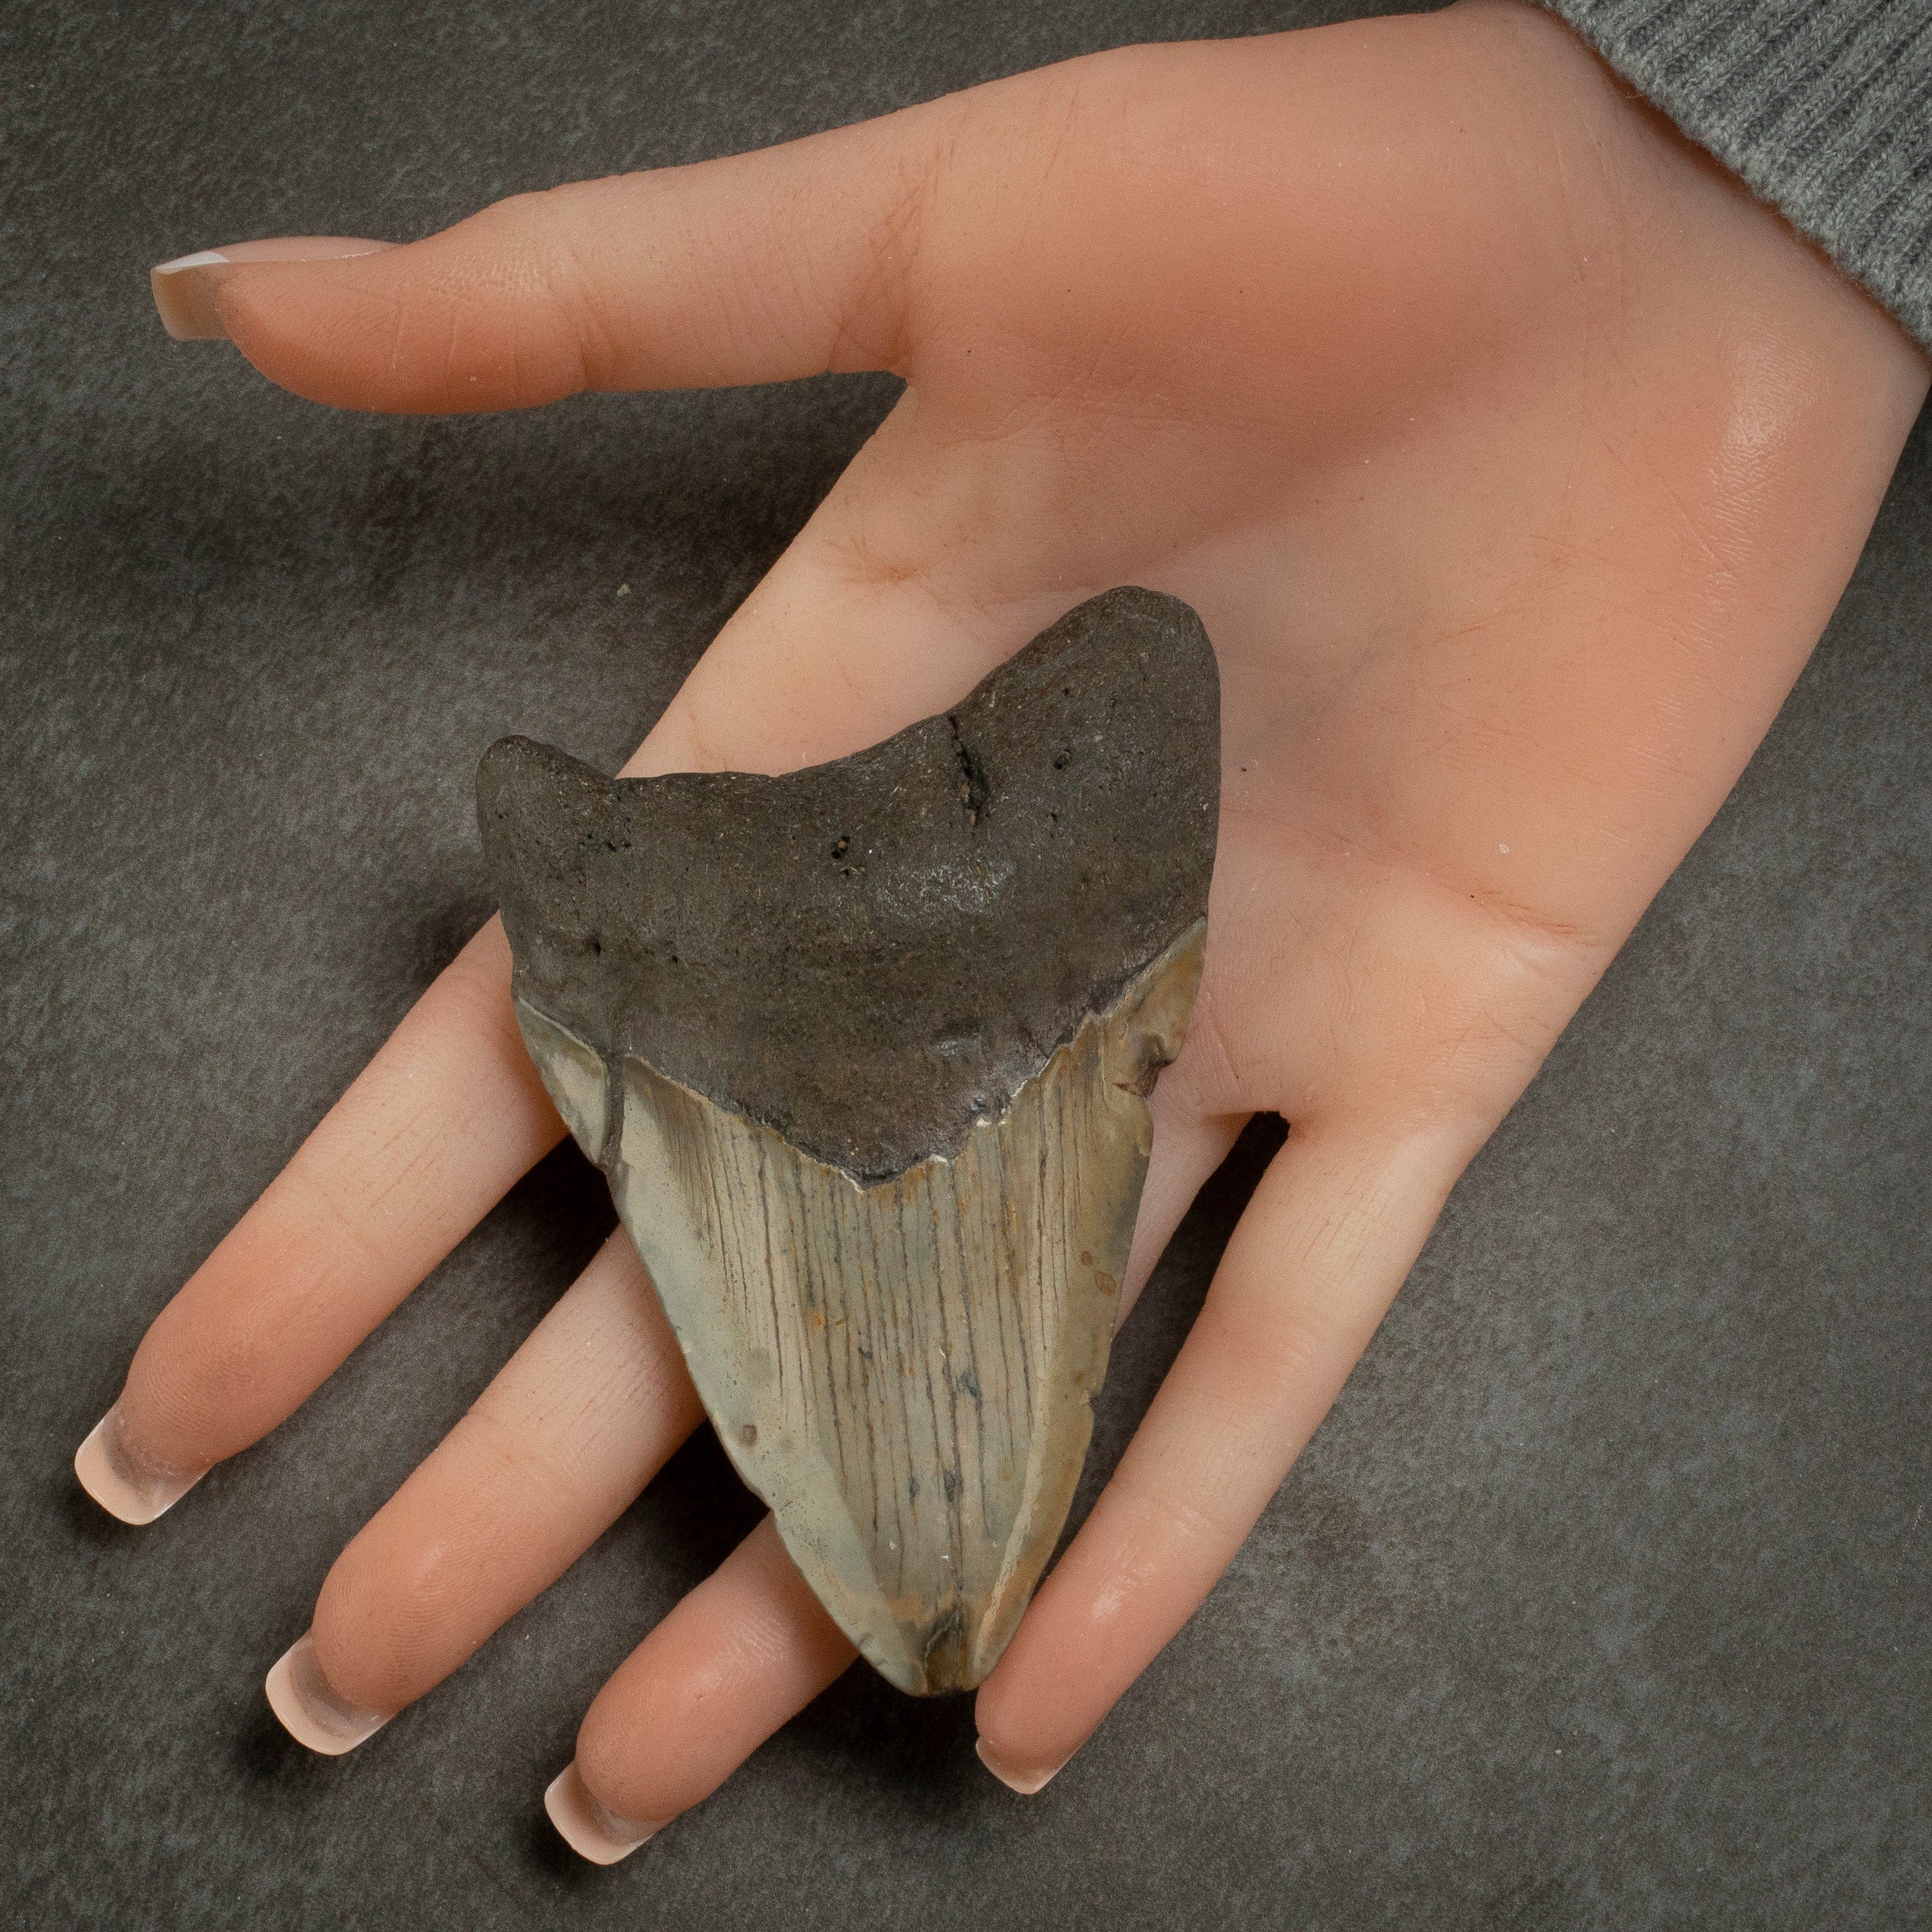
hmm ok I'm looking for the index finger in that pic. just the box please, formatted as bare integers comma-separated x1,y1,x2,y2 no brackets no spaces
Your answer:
76,920,562,1520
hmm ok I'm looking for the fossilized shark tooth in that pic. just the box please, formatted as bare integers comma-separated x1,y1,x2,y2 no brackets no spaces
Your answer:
478,585,1220,1694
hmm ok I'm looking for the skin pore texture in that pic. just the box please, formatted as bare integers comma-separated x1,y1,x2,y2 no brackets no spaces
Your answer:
89,0,1926,1859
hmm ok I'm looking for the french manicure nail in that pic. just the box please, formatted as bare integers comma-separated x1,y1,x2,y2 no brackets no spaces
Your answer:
265,1632,392,1756
976,1736,1066,1795
544,1762,659,1866
149,236,395,341
73,1403,202,1524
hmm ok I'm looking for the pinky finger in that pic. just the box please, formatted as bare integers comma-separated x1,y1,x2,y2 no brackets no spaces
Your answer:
546,1516,857,1864
974,1117,1472,1792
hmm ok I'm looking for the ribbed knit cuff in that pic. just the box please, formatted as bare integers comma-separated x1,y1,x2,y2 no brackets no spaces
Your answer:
1540,0,1932,352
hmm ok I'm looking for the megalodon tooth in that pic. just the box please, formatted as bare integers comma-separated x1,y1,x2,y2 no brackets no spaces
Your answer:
477,585,1220,1694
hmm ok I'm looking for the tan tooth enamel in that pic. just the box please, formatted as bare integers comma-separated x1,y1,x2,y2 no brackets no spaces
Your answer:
515,1001,612,1162
516,922,1204,1695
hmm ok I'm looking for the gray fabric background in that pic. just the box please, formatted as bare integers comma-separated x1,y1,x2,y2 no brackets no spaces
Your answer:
2,1,1926,1927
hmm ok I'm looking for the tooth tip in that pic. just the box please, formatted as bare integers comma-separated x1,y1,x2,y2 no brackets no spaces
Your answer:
73,1410,196,1524
265,1634,390,1756
544,1764,656,1864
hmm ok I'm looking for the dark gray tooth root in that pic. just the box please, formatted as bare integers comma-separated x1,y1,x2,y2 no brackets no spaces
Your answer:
477,585,1221,1694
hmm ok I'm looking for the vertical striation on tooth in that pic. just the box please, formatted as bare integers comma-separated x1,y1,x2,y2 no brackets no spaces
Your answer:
479,586,1220,1693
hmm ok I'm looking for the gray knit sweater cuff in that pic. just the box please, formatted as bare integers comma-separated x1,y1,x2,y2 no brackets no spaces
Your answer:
1540,1,1932,352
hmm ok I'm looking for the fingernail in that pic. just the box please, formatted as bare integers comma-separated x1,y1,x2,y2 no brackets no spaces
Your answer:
976,1736,1067,1795
265,1632,392,1756
544,1762,659,1866
149,236,394,341
73,1403,202,1524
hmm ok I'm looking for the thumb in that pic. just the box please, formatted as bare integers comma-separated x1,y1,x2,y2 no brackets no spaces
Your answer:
150,105,953,413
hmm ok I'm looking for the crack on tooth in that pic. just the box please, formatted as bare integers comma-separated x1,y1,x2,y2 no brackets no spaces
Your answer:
945,712,992,828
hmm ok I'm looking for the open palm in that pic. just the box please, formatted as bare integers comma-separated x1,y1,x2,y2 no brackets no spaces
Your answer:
88,0,1924,1854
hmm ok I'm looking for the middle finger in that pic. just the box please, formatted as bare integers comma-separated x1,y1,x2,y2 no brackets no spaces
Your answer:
265,1227,702,1752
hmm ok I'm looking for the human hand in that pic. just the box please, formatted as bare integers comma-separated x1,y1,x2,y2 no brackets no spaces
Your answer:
87,0,1926,1857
